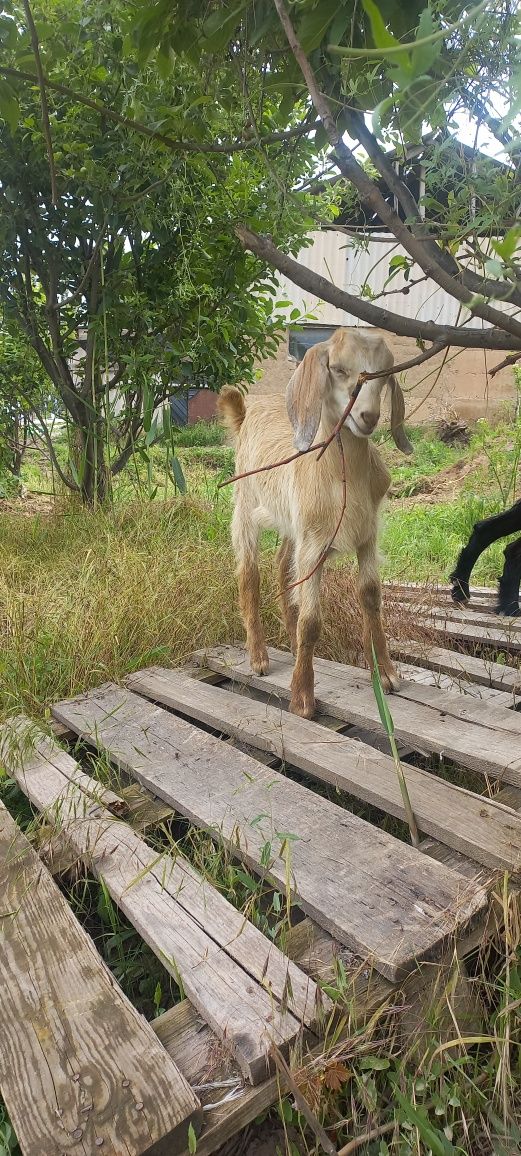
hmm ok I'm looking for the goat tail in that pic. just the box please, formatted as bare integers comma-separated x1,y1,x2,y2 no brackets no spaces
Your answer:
217,386,246,440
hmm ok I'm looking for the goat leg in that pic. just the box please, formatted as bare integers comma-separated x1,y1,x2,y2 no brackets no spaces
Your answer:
237,560,269,675
277,538,299,653
450,500,521,604
497,536,521,616
289,557,323,718
357,542,400,692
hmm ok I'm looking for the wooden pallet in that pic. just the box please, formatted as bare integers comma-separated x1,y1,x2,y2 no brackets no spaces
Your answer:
384,581,521,658
3,618,521,1156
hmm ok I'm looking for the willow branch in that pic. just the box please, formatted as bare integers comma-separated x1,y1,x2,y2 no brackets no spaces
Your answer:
22,0,57,205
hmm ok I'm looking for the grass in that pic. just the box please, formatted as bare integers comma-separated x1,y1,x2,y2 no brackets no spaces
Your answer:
1,418,520,1155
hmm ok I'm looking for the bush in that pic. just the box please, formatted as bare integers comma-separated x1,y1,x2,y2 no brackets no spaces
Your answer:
172,420,225,447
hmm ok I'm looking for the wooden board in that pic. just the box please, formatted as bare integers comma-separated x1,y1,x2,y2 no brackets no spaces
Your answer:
394,611,521,653
392,641,521,697
125,666,521,877
51,684,486,982
395,660,513,705
393,598,521,632
0,799,201,1156
1,720,318,1084
195,646,521,786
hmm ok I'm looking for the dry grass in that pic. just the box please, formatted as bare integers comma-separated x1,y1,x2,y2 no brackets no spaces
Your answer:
0,498,434,721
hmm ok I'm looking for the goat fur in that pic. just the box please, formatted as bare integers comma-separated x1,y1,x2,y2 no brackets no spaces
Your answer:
219,327,412,718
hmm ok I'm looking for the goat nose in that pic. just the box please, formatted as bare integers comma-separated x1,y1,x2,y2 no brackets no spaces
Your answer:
360,411,378,430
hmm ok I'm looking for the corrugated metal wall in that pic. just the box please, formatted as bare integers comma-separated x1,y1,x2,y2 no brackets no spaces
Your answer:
276,230,515,330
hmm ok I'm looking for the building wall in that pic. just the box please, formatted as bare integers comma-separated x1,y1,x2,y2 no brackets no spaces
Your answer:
251,231,517,423
187,389,217,423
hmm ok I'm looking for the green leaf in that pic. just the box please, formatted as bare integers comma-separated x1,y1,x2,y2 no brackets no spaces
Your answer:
202,3,248,51
0,80,19,134
298,0,344,52
188,1122,197,1155
492,225,521,262
371,649,395,737
392,1082,456,1156
361,0,409,64
170,454,187,494
410,6,443,76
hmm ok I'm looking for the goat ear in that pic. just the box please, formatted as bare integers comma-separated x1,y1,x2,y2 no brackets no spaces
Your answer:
286,343,330,451
388,374,413,454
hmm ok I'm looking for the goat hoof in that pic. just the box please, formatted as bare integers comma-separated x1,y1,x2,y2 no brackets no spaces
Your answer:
450,576,469,603
497,603,521,617
381,667,401,693
289,694,316,719
250,647,270,675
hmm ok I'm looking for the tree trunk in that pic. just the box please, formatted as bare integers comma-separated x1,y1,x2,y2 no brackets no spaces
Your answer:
75,405,111,506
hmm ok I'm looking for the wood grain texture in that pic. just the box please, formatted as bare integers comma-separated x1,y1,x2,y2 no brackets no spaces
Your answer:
0,800,201,1156
392,641,521,696
395,660,514,705
125,666,521,878
195,646,521,786
1,719,318,1085
395,610,521,653
52,684,486,982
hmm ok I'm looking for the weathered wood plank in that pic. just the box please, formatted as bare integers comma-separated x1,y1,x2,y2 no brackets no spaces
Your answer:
52,684,486,982
125,666,521,877
395,661,512,704
0,799,201,1156
396,611,521,653
195,646,521,786
392,598,521,632
1,720,318,1084
392,641,521,698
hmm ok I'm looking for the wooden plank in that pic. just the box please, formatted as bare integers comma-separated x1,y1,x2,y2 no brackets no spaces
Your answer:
195,646,521,786
397,611,521,653
392,641,521,698
385,581,495,598
0,800,201,1156
393,598,521,632
395,660,513,705
151,907,492,1156
52,683,486,982
125,666,521,877
1,720,319,1084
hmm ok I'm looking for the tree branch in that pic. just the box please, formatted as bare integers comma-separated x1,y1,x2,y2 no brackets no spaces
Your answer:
236,224,521,349
22,0,58,206
273,0,521,343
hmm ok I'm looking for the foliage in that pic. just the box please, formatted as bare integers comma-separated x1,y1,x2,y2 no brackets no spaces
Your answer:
118,0,521,362
0,0,320,503
0,325,52,483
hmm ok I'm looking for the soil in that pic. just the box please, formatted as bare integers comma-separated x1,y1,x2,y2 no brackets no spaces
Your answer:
390,453,490,507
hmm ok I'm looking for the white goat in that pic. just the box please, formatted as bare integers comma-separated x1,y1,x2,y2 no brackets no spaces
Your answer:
218,327,412,718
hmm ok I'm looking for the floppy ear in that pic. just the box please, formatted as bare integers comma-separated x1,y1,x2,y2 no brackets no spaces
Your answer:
388,374,413,454
286,342,330,451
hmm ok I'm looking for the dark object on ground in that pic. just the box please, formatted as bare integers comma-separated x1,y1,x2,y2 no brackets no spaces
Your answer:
435,417,470,445
450,499,521,615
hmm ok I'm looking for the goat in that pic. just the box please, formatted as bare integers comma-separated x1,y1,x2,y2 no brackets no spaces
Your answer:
450,499,521,615
218,327,413,718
